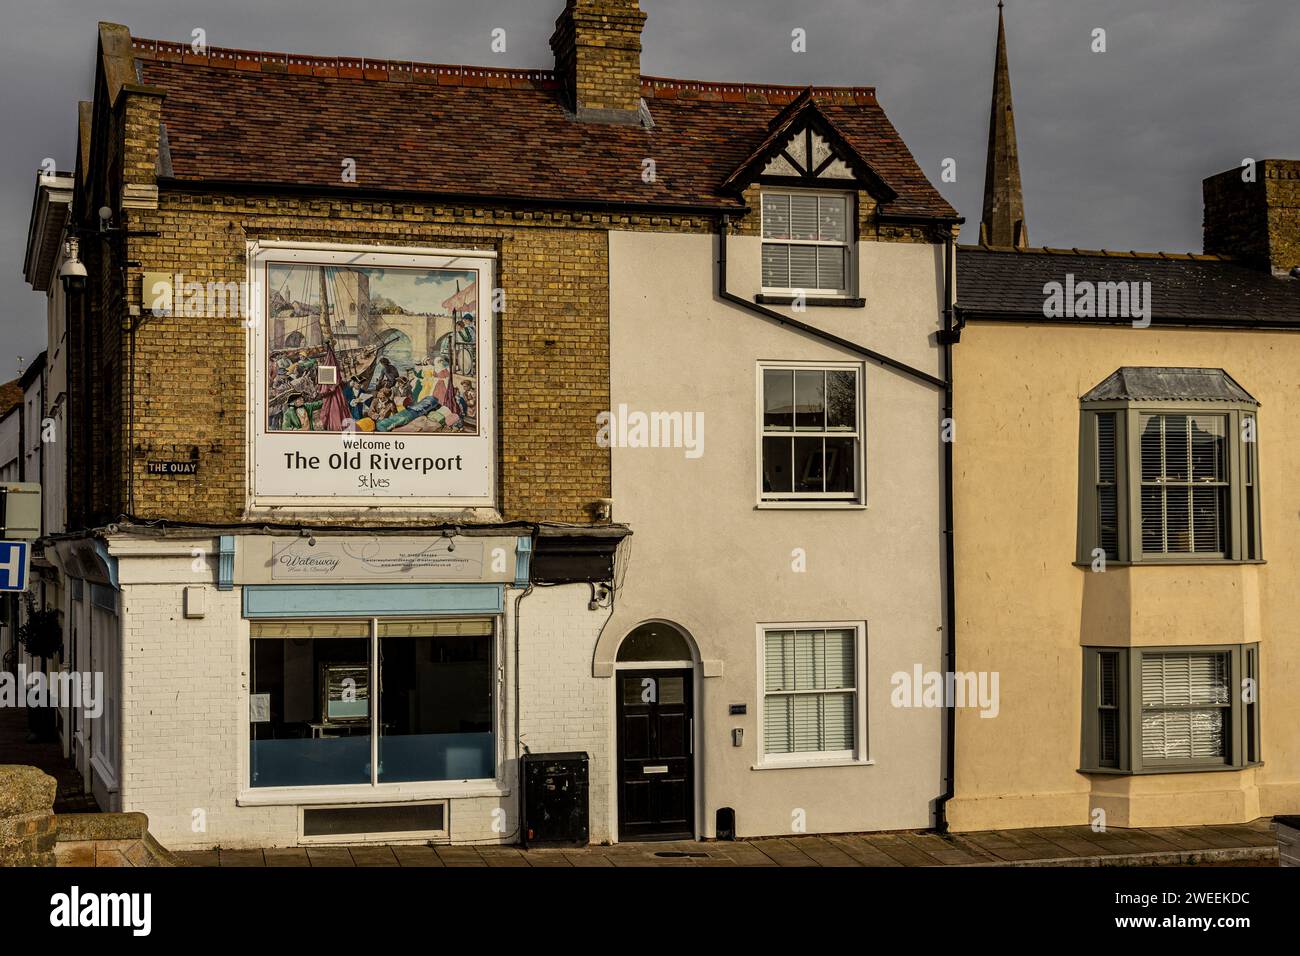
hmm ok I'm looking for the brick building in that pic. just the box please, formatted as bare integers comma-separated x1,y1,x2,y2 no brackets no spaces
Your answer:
33,0,959,848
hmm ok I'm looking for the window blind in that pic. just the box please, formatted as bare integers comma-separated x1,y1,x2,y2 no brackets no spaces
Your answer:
761,193,851,292
1139,414,1227,554
250,621,370,638
378,619,493,638
764,629,855,755
1140,652,1228,761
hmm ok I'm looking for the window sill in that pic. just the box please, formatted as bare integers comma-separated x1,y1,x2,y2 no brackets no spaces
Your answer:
752,757,874,771
238,780,509,807
1079,762,1260,776
1074,559,1266,569
756,501,866,511
755,294,866,308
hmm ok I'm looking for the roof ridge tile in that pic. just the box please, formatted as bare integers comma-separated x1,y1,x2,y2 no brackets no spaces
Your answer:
131,35,878,104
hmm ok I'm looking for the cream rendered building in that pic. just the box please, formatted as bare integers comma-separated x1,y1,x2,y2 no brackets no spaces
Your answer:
949,6,1299,833
949,165,1300,830
605,129,957,839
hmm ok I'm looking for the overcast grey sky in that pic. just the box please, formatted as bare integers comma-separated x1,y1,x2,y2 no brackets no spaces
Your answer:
2,0,1297,370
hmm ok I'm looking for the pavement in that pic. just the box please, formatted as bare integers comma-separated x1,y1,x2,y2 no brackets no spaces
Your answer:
0,693,99,813
175,819,1280,868
2,690,1279,869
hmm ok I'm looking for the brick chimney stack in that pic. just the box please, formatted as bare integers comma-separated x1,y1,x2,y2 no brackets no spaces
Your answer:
550,0,647,124
1203,160,1300,277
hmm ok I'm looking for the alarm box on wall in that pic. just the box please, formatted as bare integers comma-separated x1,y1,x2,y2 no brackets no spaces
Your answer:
520,752,589,848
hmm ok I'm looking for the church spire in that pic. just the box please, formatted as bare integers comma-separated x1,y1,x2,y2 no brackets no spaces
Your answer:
980,2,1029,248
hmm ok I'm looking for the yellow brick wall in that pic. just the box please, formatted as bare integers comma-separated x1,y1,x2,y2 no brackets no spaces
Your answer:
108,191,714,526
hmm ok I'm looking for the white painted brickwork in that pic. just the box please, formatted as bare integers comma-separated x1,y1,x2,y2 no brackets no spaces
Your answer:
515,583,614,844
113,545,611,850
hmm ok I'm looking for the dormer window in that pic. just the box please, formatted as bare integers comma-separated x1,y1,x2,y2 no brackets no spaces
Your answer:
722,94,896,309
761,190,852,296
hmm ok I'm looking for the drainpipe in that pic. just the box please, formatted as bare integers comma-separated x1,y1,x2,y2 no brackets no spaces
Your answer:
715,217,946,389
934,231,959,833
715,216,960,832
116,602,126,813
512,525,540,839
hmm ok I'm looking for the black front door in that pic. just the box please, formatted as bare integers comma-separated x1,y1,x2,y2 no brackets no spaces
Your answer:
616,669,694,840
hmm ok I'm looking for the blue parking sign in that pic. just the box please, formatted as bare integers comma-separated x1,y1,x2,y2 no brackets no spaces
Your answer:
0,541,30,591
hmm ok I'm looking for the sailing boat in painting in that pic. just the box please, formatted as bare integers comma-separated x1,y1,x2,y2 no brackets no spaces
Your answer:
266,263,479,435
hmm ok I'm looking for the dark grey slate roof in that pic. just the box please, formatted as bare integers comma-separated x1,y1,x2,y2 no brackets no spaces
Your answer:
1080,367,1259,404
957,246,1300,326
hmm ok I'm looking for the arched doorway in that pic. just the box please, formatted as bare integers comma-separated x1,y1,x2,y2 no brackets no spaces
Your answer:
614,622,697,841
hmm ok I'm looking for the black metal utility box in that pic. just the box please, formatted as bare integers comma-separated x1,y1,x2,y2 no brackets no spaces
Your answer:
520,752,589,848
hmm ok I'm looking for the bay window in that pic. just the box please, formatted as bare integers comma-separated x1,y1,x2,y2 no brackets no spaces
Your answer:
1078,368,1260,563
1082,644,1261,773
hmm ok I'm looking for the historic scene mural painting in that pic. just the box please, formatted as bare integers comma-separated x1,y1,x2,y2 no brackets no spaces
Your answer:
266,263,479,436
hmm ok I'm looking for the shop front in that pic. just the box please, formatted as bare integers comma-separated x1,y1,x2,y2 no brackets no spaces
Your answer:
78,526,624,850
226,532,525,843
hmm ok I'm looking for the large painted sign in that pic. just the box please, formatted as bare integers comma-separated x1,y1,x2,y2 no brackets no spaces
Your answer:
247,244,496,507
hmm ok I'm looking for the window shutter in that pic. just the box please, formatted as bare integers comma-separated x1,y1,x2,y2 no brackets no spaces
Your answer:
1098,651,1119,766
1096,413,1118,559
1244,420,1258,559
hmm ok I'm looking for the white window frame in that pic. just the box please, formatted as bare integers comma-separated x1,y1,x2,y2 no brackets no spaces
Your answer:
239,616,508,807
754,621,869,769
756,361,866,508
760,188,855,297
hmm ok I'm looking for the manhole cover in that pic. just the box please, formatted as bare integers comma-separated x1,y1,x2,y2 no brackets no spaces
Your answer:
653,850,710,859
